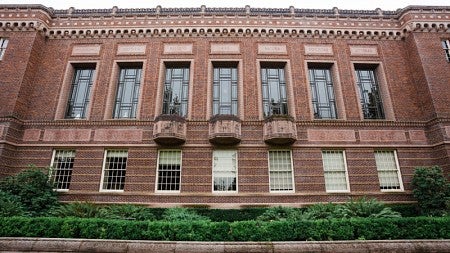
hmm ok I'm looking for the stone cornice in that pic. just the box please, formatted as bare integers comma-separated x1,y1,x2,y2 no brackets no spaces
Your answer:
1,4,449,19
1,5,449,40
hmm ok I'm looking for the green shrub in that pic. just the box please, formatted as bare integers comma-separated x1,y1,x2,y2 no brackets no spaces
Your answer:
335,197,401,218
388,204,420,217
411,166,450,216
100,204,156,221
0,216,448,241
303,203,339,220
256,206,304,221
195,208,267,222
0,166,59,216
162,208,210,221
0,190,27,217
51,202,104,218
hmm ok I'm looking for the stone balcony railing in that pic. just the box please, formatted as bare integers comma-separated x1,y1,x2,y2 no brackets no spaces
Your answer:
263,115,297,145
208,115,241,145
153,114,186,145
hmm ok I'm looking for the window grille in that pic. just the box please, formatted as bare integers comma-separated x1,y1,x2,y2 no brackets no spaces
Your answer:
308,68,337,119
442,40,450,62
213,66,238,116
157,150,181,192
66,68,95,119
0,38,8,60
113,67,142,118
163,67,190,117
322,150,349,192
213,150,237,192
261,67,288,117
50,150,75,191
375,151,403,190
101,150,128,191
355,68,385,119
268,150,294,192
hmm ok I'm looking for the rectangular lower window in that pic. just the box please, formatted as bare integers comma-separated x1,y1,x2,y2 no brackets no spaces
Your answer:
213,150,237,192
308,67,337,119
101,150,128,191
355,67,385,119
50,150,75,191
375,150,403,191
113,67,142,119
322,150,349,192
269,150,294,192
0,38,8,60
157,150,181,192
65,67,95,119
442,39,450,62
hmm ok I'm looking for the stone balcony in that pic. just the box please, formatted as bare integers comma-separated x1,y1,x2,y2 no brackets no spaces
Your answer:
208,115,241,145
263,116,297,145
153,115,186,145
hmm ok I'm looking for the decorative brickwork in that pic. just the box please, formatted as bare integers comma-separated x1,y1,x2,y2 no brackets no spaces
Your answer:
0,4,449,207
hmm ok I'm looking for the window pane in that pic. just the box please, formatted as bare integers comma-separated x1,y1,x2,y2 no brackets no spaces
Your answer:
443,40,450,62
213,150,237,192
269,150,293,191
309,68,337,119
0,38,8,60
375,151,402,190
355,68,384,119
157,150,181,191
162,67,190,117
322,151,348,191
113,67,142,119
212,66,238,116
261,67,288,117
102,150,128,191
50,150,75,190
66,68,95,119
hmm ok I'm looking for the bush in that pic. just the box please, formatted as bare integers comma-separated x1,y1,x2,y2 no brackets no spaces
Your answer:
162,208,211,221
0,166,59,216
412,166,450,216
50,202,104,218
257,206,304,221
195,208,267,222
100,204,156,221
0,216,447,241
303,203,339,220
335,197,401,218
0,191,27,217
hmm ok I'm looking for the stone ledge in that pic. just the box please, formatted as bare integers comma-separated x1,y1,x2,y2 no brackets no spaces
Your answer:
0,238,449,253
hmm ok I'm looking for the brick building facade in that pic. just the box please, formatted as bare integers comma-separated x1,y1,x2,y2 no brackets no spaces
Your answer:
0,4,449,207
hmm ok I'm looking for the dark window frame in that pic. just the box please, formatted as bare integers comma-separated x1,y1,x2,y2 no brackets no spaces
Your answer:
162,63,190,117
113,66,142,119
308,66,338,119
355,66,385,120
65,67,95,119
442,39,450,62
261,63,289,117
212,63,239,116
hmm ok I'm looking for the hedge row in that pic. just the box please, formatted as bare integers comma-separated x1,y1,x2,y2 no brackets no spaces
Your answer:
0,216,448,241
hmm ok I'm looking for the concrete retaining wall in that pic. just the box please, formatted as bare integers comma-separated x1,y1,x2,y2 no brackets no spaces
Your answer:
1,238,449,252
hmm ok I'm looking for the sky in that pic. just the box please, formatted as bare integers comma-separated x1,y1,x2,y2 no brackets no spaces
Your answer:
1,0,449,11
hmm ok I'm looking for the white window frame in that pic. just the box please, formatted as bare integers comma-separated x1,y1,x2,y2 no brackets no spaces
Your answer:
442,39,450,62
322,150,350,193
49,149,75,192
268,150,295,193
156,150,182,193
0,38,8,60
212,150,238,193
99,150,128,192
374,150,404,192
